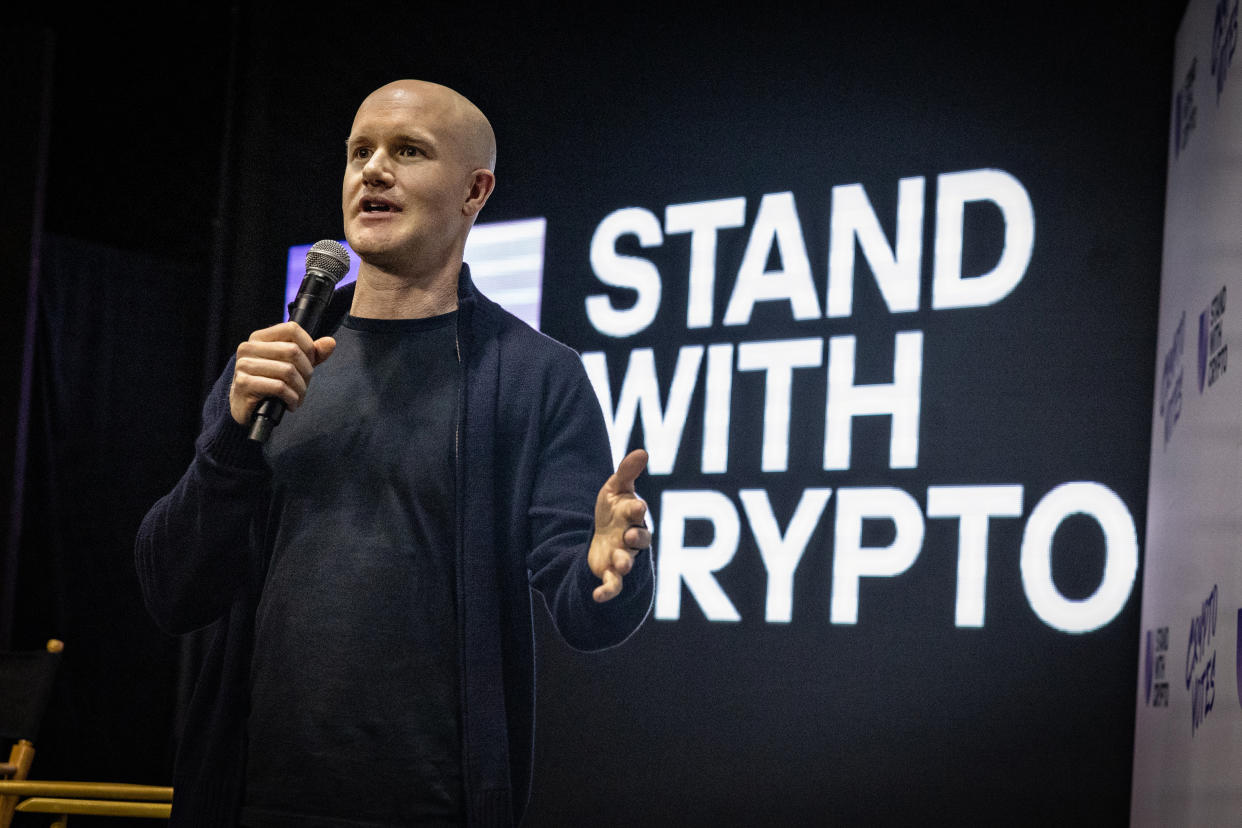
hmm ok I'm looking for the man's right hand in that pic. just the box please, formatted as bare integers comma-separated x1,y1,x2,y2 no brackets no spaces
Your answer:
228,321,337,426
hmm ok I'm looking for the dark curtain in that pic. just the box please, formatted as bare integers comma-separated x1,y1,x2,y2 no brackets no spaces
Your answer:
12,233,208,803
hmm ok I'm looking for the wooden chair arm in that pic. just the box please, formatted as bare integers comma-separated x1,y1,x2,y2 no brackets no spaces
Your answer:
16,797,171,817
0,780,172,801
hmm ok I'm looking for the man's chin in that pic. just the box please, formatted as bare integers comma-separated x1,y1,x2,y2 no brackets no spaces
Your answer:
344,233,399,266
352,246,401,270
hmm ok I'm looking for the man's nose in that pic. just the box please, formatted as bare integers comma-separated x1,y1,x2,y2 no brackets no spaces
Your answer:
362,150,393,186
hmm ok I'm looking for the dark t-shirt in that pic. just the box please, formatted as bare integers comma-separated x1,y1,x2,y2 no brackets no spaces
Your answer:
243,311,463,827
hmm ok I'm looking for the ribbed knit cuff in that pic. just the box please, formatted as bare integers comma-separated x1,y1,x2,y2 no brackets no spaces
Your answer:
197,412,269,473
574,545,655,641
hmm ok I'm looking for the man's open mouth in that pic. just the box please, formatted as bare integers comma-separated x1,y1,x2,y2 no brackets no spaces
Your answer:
362,199,398,213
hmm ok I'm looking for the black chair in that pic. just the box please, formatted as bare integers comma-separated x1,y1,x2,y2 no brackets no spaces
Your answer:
0,639,172,826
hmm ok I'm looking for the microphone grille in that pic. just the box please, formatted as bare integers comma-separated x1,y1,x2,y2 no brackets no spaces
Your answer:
305,239,351,283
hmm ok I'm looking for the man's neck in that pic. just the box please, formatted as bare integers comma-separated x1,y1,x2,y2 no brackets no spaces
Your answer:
349,260,460,319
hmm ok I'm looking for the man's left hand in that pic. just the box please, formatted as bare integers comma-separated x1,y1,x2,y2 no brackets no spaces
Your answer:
588,449,652,603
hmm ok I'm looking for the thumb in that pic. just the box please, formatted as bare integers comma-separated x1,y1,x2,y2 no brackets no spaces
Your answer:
312,336,337,366
609,449,648,494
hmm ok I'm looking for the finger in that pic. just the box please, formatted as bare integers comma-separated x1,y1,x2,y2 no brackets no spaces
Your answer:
250,320,316,353
593,568,623,603
611,548,634,575
236,355,310,400
232,375,301,420
623,526,651,549
607,449,649,494
235,365,306,410
238,339,316,383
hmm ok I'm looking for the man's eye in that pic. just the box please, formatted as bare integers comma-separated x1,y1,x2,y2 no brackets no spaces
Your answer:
351,147,371,160
398,146,421,157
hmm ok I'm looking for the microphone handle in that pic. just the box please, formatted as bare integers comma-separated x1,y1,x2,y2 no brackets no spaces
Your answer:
247,271,337,443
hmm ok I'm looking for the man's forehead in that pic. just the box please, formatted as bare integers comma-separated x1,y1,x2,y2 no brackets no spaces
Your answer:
346,122,436,145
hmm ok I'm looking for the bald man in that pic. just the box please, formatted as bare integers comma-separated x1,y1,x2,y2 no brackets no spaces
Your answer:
136,80,654,827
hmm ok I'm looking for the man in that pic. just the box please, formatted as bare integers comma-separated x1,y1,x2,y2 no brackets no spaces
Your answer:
135,80,654,826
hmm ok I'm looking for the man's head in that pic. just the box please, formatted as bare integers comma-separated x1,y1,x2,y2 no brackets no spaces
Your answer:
342,80,496,277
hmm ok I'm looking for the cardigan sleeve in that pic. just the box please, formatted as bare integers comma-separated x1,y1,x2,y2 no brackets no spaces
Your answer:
134,358,273,635
524,349,654,651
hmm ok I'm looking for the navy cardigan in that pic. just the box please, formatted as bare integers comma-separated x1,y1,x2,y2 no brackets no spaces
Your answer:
135,267,654,826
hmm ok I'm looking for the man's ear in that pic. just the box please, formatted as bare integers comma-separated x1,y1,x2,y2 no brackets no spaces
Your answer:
463,169,496,217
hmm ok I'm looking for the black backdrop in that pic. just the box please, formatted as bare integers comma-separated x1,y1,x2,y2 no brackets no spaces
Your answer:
6,2,1184,826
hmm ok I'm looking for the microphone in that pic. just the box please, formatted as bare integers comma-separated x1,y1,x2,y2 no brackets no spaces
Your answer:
248,239,351,443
